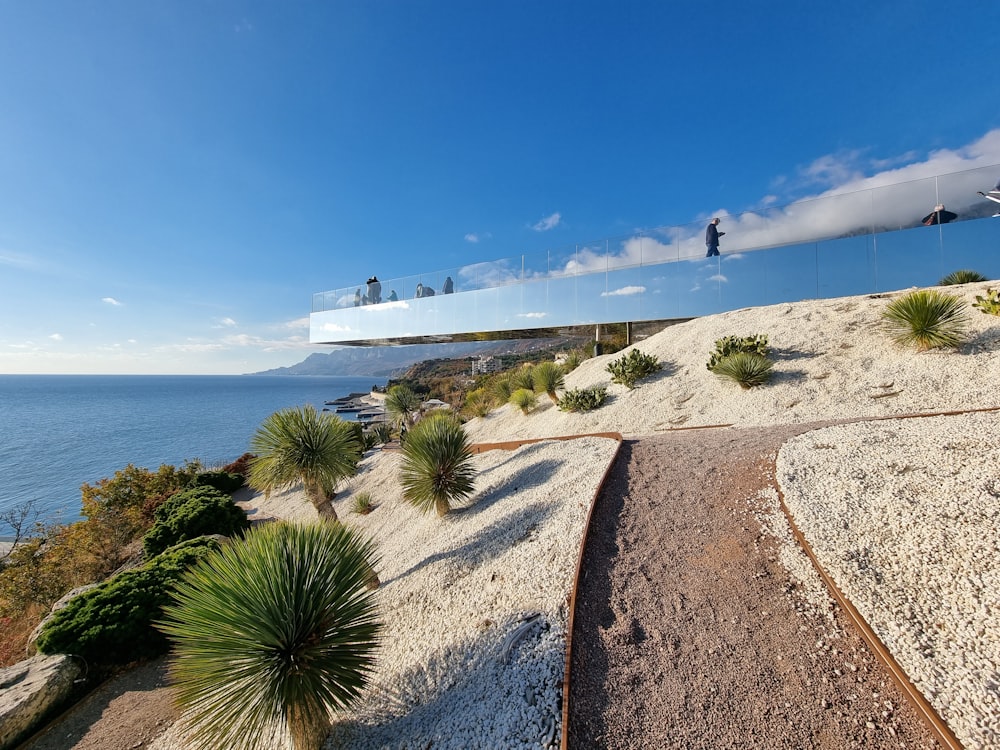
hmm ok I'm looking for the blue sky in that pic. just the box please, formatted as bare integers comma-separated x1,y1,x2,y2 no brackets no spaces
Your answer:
1,1,999,374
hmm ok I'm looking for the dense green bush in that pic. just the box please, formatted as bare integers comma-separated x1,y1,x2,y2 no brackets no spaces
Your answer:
706,334,769,372
711,352,774,389
558,385,608,412
195,470,245,494
973,288,1000,316
143,487,249,558
35,537,221,665
939,269,987,285
606,349,661,389
882,290,969,351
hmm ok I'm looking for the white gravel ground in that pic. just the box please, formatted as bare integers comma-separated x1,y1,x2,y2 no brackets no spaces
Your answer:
151,281,1000,749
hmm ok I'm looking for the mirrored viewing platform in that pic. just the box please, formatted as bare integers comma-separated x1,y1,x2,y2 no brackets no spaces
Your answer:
311,164,1000,346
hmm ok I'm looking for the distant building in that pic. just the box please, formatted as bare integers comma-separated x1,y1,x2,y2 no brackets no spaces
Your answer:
421,398,450,412
470,355,504,376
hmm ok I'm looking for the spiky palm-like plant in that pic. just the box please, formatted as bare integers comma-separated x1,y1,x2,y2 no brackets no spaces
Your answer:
490,372,514,404
399,413,476,517
461,387,496,419
531,361,565,403
510,388,537,414
939,269,988,285
712,352,774,389
248,406,361,522
510,365,535,392
384,385,421,431
159,521,382,750
882,289,970,351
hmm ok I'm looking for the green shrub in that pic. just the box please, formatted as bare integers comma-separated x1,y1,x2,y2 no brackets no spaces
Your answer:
490,372,514,404
531,361,565,403
510,366,535,392
509,388,537,415
399,413,476,517
973,288,1000,316
711,351,774,389
351,491,374,515
939,269,988,285
707,334,769,371
558,385,608,412
370,423,394,445
195,470,245,494
606,349,662,389
143,486,249,558
159,522,381,750
461,387,496,419
882,289,970,351
36,537,220,665
561,349,585,372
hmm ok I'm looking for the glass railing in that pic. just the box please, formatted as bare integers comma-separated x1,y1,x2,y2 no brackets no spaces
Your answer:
310,164,1000,344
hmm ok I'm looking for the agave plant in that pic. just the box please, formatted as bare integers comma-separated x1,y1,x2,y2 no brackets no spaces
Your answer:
509,387,537,414
531,361,565,403
248,406,361,522
159,521,382,750
384,385,421,431
882,289,970,351
939,269,988,285
399,412,476,517
711,351,774,389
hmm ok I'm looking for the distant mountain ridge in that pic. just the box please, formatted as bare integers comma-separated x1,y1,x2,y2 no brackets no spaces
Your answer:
249,340,575,377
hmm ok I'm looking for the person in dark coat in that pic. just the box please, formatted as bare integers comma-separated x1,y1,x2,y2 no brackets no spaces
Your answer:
366,276,382,304
921,204,957,225
442,276,454,294
388,289,399,302
705,217,725,257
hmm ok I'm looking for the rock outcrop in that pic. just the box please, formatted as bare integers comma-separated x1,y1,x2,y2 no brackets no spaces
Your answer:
0,653,81,749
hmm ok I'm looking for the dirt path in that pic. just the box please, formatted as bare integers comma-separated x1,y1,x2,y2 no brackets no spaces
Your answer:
567,424,943,749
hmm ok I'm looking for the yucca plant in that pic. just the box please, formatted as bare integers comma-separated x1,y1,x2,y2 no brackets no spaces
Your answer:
370,423,393,445
490,372,515,404
399,413,476,517
939,269,988,285
384,385,421,431
350,491,374,515
712,351,774,389
510,365,535,392
531,361,565,403
509,388,537,415
248,406,361,522
882,289,970,351
461,387,496,419
561,348,586,372
159,522,381,750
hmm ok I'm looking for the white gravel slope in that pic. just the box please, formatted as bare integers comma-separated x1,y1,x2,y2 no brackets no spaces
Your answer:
777,413,1000,750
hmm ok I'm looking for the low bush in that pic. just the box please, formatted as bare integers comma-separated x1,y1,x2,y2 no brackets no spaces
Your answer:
461,387,496,419
510,366,535,392
711,351,774,389
882,289,969,351
195,470,244,494
973,288,1000,316
607,349,661,389
221,452,255,478
510,388,537,414
35,537,221,666
142,486,249,558
707,334,769,372
558,385,608,412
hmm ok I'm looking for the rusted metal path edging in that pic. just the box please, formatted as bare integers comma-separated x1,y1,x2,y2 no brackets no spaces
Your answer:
467,431,624,750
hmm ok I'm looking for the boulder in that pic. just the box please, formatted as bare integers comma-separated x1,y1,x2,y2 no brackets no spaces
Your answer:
0,654,81,749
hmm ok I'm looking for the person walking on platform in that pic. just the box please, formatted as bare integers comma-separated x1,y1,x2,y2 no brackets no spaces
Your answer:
705,217,725,257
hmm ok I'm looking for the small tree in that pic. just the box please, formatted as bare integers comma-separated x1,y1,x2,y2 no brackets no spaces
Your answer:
399,413,476,517
159,522,381,750
248,406,361,522
510,388,537,415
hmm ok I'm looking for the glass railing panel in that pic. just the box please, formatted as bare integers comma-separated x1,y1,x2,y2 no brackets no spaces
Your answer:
603,266,644,322
871,175,939,233
546,246,584,279
940,218,1000,279
936,164,999,221
636,258,683,320
816,235,876,298
872,225,942,291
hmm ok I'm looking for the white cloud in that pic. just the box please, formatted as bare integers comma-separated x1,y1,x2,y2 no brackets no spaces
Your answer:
465,233,480,243
102,297,123,306
48,333,63,341
532,212,562,232
219,317,238,327
517,312,547,319
283,317,310,330
601,285,646,297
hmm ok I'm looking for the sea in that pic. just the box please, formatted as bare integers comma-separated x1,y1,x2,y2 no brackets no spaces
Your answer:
0,374,387,532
